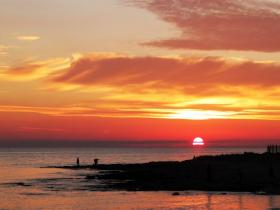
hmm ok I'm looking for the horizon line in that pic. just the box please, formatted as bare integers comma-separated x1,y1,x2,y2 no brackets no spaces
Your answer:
0,139,278,148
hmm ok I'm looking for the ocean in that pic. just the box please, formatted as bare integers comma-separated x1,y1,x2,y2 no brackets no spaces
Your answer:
0,146,279,210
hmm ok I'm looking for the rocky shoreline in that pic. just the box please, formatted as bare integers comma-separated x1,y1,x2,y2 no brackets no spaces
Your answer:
53,152,280,194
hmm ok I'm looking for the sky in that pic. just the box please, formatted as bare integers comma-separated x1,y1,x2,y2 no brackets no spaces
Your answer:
1,0,280,146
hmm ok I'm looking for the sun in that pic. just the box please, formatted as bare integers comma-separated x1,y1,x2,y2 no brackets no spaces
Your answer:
192,137,205,146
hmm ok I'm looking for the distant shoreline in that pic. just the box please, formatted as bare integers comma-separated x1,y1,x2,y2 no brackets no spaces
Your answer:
53,152,280,194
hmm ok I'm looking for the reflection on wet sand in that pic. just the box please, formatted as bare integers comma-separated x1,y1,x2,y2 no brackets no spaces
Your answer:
1,180,280,210
2,167,277,210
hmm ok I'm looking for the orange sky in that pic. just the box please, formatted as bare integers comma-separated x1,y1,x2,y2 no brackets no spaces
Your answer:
1,0,280,146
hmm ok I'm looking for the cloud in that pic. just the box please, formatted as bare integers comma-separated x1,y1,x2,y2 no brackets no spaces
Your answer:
48,53,280,120
2,53,280,120
0,57,70,81
16,36,40,41
128,0,280,52
0,45,11,56
52,54,280,89
0,104,172,119
1,100,280,121
17,126,65,133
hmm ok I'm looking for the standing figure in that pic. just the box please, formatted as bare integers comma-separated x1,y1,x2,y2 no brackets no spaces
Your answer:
94,158,99,166
76,157,80,167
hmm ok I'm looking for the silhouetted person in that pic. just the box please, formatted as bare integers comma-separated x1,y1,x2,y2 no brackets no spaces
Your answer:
76,157,80,167
94,158,99,166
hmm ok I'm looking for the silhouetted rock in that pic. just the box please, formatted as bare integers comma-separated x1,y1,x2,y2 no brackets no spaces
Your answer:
54,152,280,194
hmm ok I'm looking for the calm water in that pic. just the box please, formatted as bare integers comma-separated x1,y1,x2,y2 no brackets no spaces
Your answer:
0,147,279,210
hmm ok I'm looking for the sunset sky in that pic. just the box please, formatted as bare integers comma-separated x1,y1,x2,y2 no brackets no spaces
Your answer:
1,0,280,146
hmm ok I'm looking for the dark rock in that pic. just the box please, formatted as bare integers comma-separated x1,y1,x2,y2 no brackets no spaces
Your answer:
52,152,280,194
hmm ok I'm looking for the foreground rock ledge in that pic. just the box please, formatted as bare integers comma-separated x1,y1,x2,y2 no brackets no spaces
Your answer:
54,153,280,194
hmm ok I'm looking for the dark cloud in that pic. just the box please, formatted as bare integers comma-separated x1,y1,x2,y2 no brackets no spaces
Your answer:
129,0,280,52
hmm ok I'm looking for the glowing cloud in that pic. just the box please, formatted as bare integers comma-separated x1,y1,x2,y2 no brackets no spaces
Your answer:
2,53,280,120
48,54,280,120
1,57,71,81
16,36,40,41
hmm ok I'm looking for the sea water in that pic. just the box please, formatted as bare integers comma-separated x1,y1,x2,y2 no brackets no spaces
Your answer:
0,147,279,210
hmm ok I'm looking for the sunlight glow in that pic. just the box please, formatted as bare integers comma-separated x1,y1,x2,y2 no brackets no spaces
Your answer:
169,110,236,120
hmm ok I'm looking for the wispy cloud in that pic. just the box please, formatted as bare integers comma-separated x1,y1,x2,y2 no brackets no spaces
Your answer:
1,57,70,81
16,35,40,41
128,0,280,52
0,45,11,56
17,126,65,133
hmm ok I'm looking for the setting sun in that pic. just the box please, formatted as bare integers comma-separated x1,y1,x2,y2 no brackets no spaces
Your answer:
193,137,205,146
